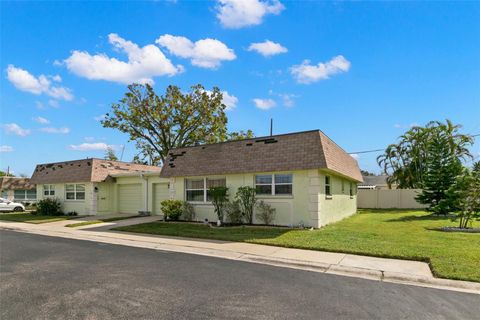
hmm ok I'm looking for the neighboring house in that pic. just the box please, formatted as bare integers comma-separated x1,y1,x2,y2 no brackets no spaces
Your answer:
160,130,362,228
30,159,161,215
358,175,396,190
28,130,363,228
0,177,37,204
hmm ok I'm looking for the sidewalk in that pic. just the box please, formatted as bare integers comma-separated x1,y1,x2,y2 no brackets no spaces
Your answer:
1,218,479,295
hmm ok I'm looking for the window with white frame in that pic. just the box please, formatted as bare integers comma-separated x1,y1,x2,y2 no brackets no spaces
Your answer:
14,189,37,200
65,184,85,200
325,176,332,196
255,174,292,196
185,177,226,202
43,185,55,197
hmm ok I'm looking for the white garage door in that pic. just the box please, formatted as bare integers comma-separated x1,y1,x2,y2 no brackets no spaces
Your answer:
118,184,142,214
153,183,170,215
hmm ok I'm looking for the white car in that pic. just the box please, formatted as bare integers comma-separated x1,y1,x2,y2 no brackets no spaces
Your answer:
0,198,25,212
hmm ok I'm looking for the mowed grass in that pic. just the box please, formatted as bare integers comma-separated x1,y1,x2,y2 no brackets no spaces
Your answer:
66,215,141,228
115,210,480,282
115,222,291,242
0,212,79,224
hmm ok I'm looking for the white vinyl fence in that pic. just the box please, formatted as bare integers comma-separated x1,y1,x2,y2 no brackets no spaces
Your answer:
357,189,427,209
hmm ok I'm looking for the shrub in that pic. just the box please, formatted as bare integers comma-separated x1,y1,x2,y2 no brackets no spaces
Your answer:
235,186,257,224
160,199,183,221
447,163,480,228
36,198,63,216
255,201,276,225
209,186,229,223
225,200,243,224
182,201,195,221
66,211,78,216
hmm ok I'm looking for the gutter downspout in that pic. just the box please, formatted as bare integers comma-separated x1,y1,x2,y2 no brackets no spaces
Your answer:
140,173,149,214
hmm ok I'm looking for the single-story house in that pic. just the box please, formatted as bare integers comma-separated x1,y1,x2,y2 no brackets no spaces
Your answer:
358,175,396,190
29,130,362,228
30,159,161,215
0,177,37,204
160,130,362,228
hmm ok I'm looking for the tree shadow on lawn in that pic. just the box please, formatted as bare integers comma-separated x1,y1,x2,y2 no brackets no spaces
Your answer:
386,214,455,223
358,209,425,215
111,221,298,243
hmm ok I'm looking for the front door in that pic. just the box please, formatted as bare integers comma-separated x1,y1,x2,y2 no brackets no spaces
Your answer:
97,185,110,213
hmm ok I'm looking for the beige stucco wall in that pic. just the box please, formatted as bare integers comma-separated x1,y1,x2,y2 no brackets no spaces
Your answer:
168,169,358,228
169,170,311,226
318,171,358,226
37,182,96,215
357,189,426,209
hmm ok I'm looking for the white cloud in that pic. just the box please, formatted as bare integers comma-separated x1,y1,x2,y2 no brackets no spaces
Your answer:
6,65,74,101
216,0,285,29
0,145,14,153
48,99,60,108
350,153,359,160
84,136,95,142
221,91,239,111
156,35,236,69
94,114,106,121
51,75,62,82
35,101,45,109
40,127,70,134
290,55,351,84
33,116,50,124
394,123,420,129
2,123,31,137
68,142,113,151
253,98,276,110
247,40,287,57
279,93,297,107
204,90,238,111
65,33,182,85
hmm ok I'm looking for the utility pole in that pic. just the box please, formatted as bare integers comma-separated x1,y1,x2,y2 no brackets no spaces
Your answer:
270,118,273,136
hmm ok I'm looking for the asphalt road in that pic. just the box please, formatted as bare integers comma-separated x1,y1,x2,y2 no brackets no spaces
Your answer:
0,230,478,320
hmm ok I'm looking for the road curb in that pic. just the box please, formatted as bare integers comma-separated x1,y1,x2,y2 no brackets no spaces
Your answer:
227,252,480,294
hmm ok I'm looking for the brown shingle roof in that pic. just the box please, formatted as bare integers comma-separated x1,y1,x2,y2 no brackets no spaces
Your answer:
160,130,363,182
0,177,36,190
30,158,161,184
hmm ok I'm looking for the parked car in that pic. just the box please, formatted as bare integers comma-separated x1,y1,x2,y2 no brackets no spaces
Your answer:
0,198,25,212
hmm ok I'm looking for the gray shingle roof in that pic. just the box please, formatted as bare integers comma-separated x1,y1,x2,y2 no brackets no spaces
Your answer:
359,175,389,187
30,158,161,184
0,177,35,190
160,130,363,182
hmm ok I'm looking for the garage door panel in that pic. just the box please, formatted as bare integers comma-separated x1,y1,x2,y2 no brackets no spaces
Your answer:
118,184,142,214
153,183,169,215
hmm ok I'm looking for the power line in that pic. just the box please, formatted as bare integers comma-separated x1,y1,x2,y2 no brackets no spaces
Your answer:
348,132,480,155
348,149,384,155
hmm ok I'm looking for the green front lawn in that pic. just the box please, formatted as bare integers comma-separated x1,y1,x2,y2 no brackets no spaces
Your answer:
114,210,480,282
66,215,142,228
0,212,79,224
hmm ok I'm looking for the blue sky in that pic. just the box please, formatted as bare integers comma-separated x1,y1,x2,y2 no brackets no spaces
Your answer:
1,1,479,176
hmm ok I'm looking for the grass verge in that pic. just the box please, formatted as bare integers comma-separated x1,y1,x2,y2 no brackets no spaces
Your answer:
114,210,480,282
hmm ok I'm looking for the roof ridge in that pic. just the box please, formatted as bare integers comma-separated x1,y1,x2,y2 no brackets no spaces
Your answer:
32,157,160,167
167,129,321,152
